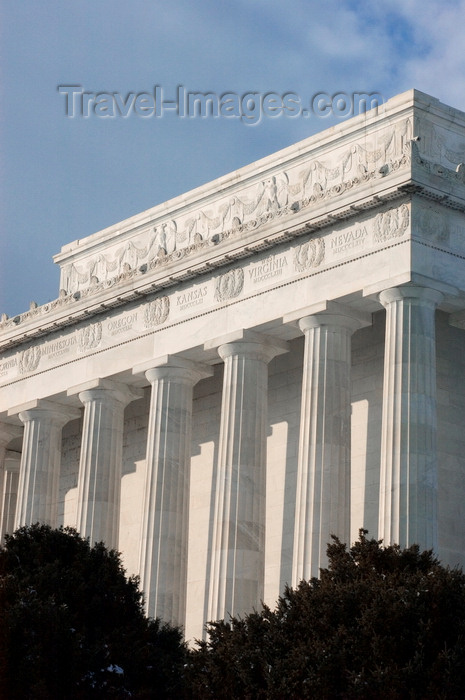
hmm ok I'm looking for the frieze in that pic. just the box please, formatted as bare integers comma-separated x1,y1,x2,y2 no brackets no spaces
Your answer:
4,108,465,337
215,268,244,302
0,356,17,377
107,312,138,336
143,296,170,327
0,198,445,388
0,289,75,331
42,335,77,360
330,227,368,256
55,119,415,296
373,204,409,243
19,346,41,374
410,140,465,187
294,238,325,272
78,322,102,351
416,117,465,167
176,285,209,312
248,254,289,284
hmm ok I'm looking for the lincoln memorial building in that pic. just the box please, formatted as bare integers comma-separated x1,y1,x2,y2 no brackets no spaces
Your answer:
1,89,465,640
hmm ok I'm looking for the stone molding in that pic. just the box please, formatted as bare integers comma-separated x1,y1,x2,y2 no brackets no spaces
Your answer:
134,354,213,385
3,95,465,343
67,377,144,406
8,398,81,423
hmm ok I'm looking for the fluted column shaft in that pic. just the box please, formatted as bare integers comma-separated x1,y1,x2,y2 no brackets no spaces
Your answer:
14,403,79,528
292,313,361,584
0,423,22,540
379,286,442,550
1,451,21,539
138,358,211,625
208,334,287,622
73,380,142,549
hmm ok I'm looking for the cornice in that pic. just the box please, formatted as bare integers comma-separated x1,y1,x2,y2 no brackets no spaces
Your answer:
2,91,465,351
2,149,465,352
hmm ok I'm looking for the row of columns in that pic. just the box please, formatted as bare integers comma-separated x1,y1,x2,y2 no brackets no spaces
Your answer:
0,285,443,627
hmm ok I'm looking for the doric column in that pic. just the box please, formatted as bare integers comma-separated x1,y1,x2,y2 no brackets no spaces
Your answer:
1,451,21,539
133,356,212,626
378,286,443,550
206,330,288,622
291,308,365,584
68,379,143,549
10,401,80,529
0,422,22,540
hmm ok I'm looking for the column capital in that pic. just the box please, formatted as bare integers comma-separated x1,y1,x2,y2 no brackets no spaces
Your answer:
133,354,213,385
13,400,74,528
205,328,288,363
298,313,365,335
8,399,81,426
283,300,372,330
379,285,443,309
67,377,143,406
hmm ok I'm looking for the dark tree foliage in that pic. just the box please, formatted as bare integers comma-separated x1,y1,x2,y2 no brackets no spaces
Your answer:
0,524,188,699
188,531,465,699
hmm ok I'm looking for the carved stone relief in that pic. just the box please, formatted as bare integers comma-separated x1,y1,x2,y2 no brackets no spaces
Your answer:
19,346,41,374
3,113,465,336
373,204,410,243
143,296,170,328
78,322,102,351
214,268,244,302
294,238,325,272
55,119,415,297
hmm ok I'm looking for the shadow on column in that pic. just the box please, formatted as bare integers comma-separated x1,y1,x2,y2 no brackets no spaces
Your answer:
57,416,83,529
351,312,384,538
190,364,222,637
274,338,303,593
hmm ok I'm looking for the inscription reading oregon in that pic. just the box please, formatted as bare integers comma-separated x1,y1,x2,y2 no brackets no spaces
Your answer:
107,312,138,336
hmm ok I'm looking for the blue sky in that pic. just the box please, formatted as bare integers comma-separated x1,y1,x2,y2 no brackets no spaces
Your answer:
1,0,465,317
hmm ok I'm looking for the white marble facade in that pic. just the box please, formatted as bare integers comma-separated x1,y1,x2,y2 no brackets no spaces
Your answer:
1,90,465,640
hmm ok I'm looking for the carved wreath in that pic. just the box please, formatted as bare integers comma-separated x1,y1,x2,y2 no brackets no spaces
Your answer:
143,296,170,328
294,238,325,272
214,268,244,302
